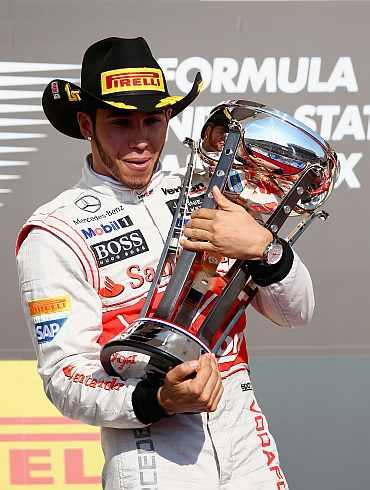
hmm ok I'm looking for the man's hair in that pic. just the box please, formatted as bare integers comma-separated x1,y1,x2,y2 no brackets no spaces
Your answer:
83,107,97,129
201,112,229,139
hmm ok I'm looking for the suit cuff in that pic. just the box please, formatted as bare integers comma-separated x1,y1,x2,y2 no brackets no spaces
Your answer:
132,377,172,424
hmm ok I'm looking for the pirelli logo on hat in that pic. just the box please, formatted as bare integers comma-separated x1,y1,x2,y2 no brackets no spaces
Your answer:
101,67,165,95
28,295,71,317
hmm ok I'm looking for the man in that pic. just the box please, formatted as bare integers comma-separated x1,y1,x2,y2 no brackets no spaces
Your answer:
16,37,314,489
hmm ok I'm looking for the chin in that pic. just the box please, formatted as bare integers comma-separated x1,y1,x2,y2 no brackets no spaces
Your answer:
119,174,152,190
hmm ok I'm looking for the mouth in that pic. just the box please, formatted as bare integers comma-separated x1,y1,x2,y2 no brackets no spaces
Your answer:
123,157,152,171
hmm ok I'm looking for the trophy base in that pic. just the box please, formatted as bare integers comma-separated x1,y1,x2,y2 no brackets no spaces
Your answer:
100,317,210,379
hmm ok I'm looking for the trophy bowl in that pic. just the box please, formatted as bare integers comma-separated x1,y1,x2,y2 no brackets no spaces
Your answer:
198,99,339,216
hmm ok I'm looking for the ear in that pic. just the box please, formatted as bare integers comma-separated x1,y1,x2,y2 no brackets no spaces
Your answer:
203,124,214,141
77,112,93,140
164,108,172,122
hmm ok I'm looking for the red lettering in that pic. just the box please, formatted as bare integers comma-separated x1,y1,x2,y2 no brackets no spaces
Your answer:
257,432,271,447
255,414,265,431
64,449,100,484
270,465,285,480
144,266,155,282
250,399,262,413
127,265,145,289
263,449,276,467
133,78,141,86
10,449,53,484
162,257,175,279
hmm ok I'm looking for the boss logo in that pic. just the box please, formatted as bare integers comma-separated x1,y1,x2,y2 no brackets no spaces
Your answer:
91,230,149,267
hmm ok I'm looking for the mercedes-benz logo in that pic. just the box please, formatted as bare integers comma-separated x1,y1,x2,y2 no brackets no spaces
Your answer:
74,195,101,213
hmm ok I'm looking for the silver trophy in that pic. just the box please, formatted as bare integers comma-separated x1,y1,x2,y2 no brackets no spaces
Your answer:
101,100,340,379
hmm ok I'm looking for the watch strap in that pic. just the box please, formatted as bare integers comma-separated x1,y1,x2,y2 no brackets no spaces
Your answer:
245,237,294,287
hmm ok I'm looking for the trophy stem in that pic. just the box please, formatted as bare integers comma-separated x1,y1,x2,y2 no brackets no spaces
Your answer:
156,123,242,322
140,139,197,318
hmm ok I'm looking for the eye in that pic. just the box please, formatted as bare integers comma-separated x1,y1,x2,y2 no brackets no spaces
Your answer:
111,118,130,127
145,116,163,125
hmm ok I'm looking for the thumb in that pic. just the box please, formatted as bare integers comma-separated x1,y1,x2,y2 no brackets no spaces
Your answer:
212,185,236,211
166,360,199,384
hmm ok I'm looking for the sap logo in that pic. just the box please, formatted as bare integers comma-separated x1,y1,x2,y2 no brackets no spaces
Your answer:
81,216,133,239
91,230,149,268
35,318,66,344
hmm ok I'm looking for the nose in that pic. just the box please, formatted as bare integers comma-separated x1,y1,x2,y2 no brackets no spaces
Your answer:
128,123,149,151
129,139,148,151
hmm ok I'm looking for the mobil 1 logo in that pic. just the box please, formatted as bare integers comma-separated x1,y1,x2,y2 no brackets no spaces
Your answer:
91,229,149,267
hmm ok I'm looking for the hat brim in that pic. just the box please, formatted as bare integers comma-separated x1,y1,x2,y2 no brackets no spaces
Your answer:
42,72,203,139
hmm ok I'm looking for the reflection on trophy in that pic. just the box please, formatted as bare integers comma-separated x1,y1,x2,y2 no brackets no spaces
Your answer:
101,100,340,379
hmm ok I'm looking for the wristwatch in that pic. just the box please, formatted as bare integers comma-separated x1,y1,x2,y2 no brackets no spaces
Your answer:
262,237,284,265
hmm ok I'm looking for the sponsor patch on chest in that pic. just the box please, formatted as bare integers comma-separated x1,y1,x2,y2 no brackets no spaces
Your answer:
91,229,149,267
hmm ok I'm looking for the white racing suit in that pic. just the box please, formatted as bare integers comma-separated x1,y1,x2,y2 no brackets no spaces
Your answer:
16,157,314,490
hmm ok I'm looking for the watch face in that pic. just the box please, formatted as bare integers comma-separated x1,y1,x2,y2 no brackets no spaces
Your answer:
266,242,284,265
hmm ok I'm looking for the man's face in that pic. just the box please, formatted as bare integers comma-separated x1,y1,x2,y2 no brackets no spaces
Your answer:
90,109,170,189
203,123,226,152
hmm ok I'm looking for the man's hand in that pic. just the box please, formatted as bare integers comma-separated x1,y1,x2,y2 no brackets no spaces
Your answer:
157,353,223,415
181,186,273,260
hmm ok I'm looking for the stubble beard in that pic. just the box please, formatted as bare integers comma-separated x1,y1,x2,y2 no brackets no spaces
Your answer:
93,131,160,190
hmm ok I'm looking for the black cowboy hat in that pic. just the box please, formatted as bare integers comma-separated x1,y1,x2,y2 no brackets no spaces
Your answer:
42,37,203,139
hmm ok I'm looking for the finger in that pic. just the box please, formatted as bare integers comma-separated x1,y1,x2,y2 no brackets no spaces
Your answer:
183,227,212,242
191,355,220,394
191,207,218,220
185,218,214,232
212,186,238,211
189,355,213,391
208,382,224,412
166,360,199,384
200,355,221,394
180,238,219,254
200,365,221,403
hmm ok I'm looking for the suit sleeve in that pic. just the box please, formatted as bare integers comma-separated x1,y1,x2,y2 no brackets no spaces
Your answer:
251,251,315,327
16,228,148,429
